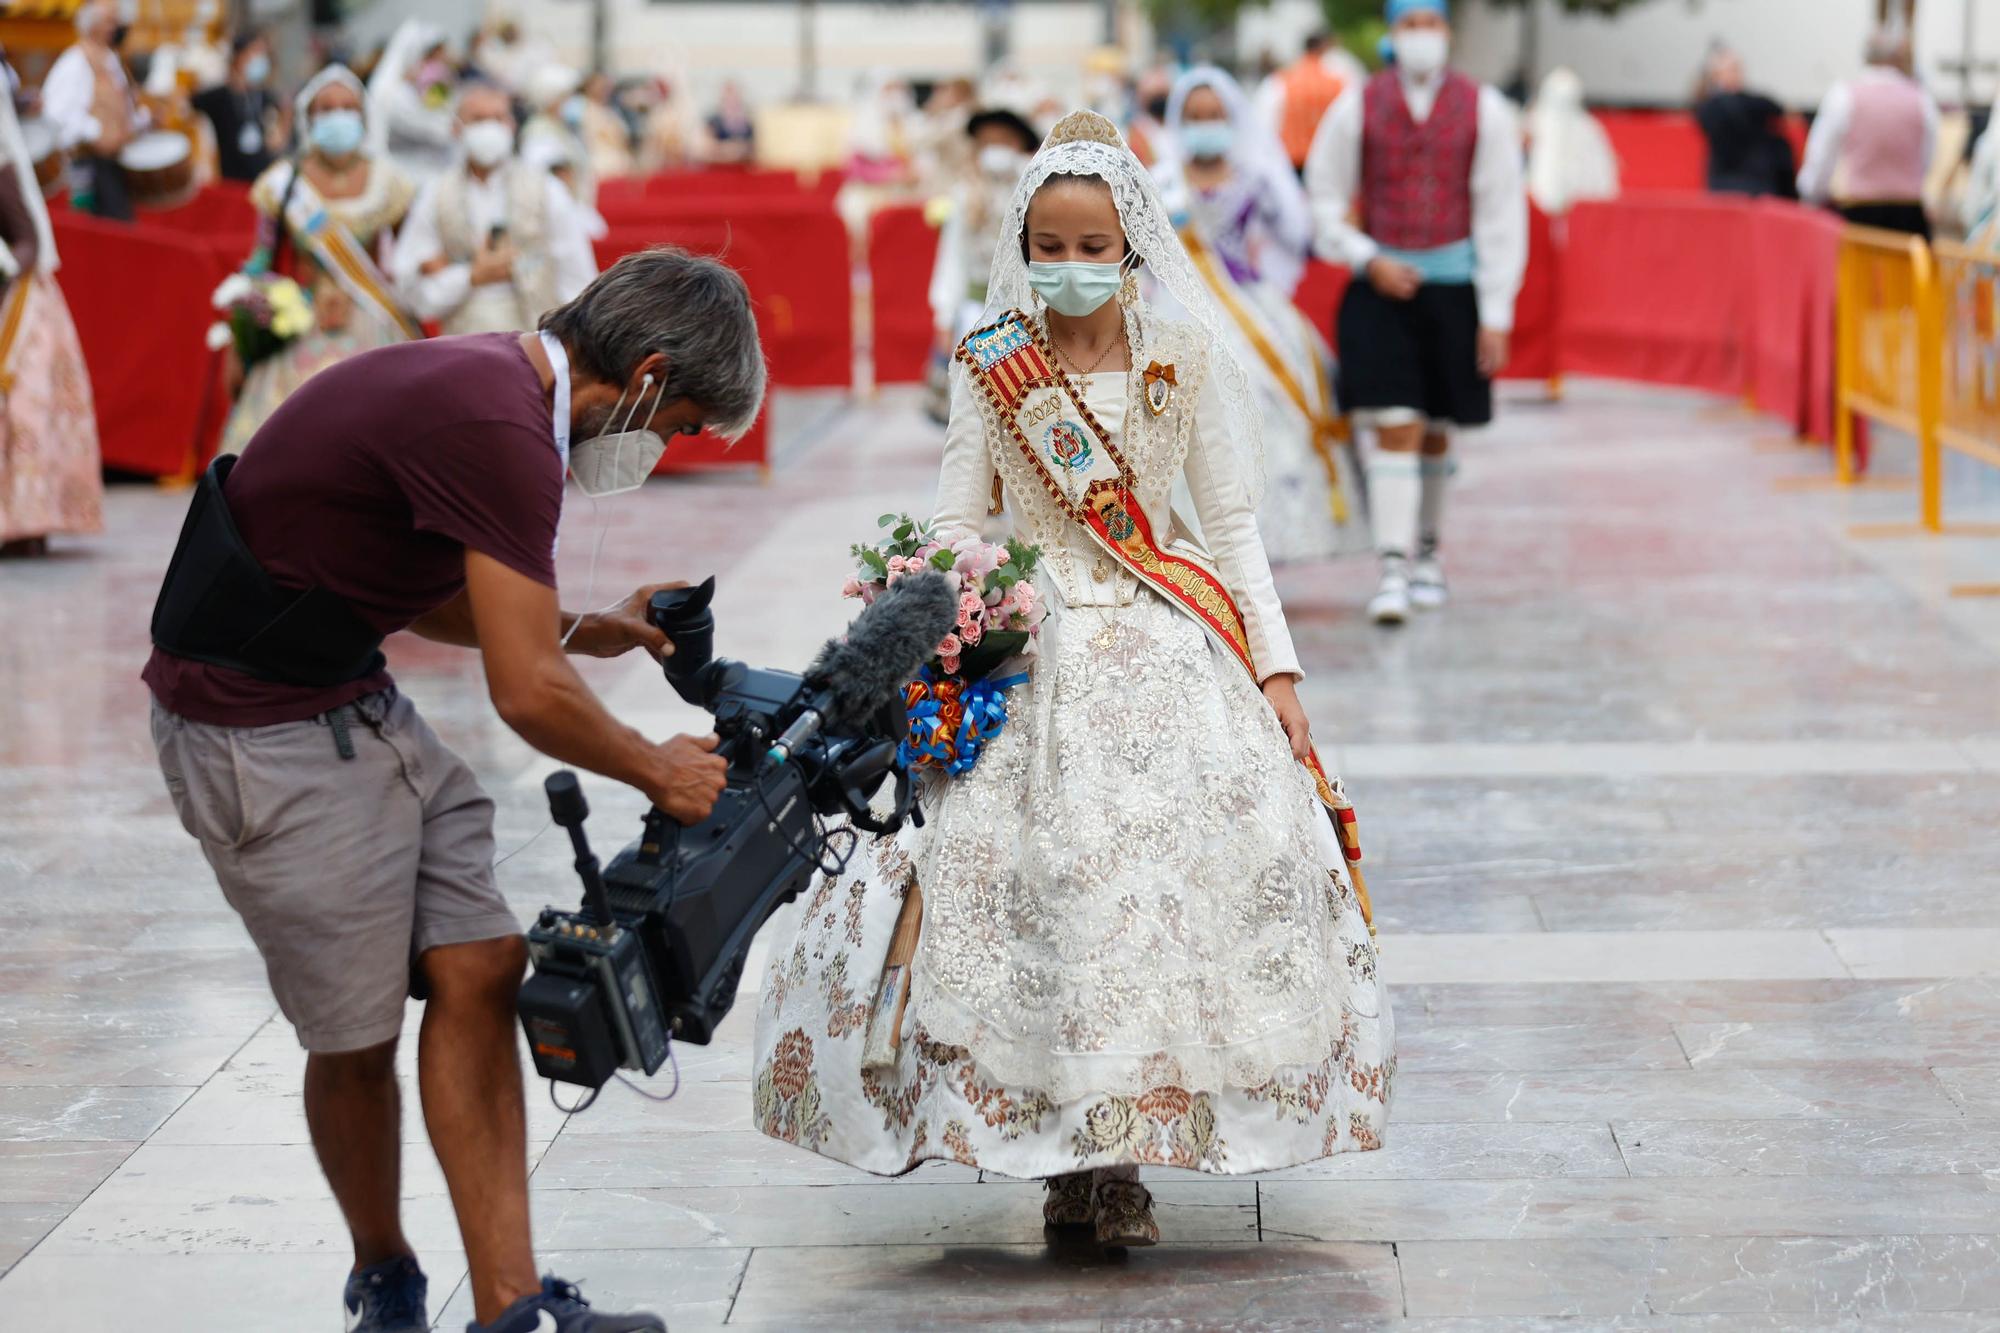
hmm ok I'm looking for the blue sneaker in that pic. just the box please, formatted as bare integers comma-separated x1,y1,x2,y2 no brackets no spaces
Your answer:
467,1275,665,1332
344,1255,429,1331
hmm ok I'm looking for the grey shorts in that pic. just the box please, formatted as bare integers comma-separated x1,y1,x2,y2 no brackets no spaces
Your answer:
151,690,520,1053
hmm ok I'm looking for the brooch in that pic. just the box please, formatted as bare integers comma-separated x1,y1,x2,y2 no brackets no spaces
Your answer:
1142,361,1176,416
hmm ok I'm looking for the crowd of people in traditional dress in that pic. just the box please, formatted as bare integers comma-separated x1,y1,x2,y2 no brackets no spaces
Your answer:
0,1,1988,591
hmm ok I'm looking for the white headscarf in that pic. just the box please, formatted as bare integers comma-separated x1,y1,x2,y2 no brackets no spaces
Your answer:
0,82,57,273
976,110,1265,503
294,62,369,144
1528,68,1619,215
1156,65,1315,296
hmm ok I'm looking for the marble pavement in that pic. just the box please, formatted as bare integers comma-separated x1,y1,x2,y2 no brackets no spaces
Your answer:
2,381,1998,1330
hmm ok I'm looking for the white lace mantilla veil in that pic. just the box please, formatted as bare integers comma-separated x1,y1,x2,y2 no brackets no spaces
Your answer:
969,109,1266,504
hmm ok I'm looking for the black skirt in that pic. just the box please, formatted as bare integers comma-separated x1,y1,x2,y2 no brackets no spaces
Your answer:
1336,280,1493,427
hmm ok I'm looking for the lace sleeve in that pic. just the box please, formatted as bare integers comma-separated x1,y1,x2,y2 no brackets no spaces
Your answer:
1183,353,1302,681
931,362,997,540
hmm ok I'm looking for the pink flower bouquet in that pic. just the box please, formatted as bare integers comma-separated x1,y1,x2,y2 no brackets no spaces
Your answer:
847,514,1045,679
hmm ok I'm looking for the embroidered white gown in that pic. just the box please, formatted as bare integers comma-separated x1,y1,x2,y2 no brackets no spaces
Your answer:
752,305,1393,1178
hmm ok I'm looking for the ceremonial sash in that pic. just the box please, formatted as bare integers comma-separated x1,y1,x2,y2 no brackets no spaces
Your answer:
0,274,32,393
1181,225,1351,525
957,310,1374,931
280,171,424,342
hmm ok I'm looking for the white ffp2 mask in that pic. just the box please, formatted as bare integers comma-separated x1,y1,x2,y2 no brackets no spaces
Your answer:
570,374,669,497
1393,30,1449,78
462,119,514,168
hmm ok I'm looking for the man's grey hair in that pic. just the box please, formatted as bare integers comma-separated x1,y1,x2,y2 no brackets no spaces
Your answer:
451,79,512,121
540,247,767,442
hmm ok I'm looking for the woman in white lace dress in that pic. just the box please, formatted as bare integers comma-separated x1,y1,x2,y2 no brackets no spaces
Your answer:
751,110,1393,1249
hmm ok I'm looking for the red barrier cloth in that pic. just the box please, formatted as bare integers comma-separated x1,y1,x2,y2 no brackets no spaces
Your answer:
54,213,235,476
598,196,852,388
1292,259,1350,345
1504,204,1560,381
867,203,941,384
594,224,773,473
1561,193,1753,395
1596,111,1709,192
637,167,845,200
1746,200,1843,441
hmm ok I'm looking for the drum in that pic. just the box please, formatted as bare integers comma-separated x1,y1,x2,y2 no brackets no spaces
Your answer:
118,130,196,209
19,117,66,199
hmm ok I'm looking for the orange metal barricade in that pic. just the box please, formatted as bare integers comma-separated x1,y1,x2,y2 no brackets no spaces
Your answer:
1836,227,2000,536
1834,227,1946,529
1937,238,2000,478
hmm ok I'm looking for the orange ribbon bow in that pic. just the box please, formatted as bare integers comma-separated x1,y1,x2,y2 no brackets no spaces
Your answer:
1143,361,1177,387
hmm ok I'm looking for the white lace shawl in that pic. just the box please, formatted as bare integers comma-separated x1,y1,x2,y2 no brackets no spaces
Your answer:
973,125,1267,505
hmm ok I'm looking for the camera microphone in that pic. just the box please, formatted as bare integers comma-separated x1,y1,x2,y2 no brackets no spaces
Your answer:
766,572,958,767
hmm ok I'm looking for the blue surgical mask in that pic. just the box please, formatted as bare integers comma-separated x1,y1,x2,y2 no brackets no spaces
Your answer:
243,53,271,87
310,108,365,156
1180,120,1234,160
1027,257,1132,318
561,93,586,129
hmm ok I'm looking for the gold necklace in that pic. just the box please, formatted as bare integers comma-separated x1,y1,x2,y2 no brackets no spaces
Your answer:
1054,326,1122,377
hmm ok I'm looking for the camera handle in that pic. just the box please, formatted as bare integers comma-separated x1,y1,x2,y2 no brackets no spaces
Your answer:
638,807,680,867
841,741,921,836
545,771,617,927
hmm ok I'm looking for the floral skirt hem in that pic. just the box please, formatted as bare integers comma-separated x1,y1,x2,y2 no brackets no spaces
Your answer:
754,1015,1394,1181
752,843,1396,1182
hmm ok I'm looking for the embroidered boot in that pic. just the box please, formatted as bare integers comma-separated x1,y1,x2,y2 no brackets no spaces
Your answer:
1042,1171,1096,1228
1092,1177,1159,1249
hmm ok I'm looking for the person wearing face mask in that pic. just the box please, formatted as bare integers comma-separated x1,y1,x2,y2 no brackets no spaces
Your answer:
192,31,281,183
925,106,1042,418
218,65,421,455
1157,66,1364,565
394,82,599,336
144,248,765,1333
754,111,1390,1252
1304,0,1527,625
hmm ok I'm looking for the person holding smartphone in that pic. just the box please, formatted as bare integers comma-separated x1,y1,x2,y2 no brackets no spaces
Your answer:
394,82,598,334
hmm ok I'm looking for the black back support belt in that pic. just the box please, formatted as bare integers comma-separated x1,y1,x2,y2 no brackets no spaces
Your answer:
149,455,386,688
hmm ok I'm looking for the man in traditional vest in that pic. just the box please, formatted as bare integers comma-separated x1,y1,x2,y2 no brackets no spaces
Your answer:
40,1,147,220
1304,0,1526,624
395,82,598,335
1797,25,1939,240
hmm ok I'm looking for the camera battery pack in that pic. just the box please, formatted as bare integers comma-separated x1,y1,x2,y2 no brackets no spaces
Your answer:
523,915,672,1086
519,970,622,1088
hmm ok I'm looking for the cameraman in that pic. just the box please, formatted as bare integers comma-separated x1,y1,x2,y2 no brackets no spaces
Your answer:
143,248,762,1333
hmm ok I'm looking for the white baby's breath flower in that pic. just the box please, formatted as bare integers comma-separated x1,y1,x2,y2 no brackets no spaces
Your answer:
204,322,234,351
211,274,252,309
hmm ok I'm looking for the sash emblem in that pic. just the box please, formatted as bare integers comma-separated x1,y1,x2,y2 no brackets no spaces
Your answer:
1045,419,1094,471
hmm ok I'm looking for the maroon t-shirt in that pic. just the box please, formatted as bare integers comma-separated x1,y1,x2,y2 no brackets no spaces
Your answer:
144,333,564,726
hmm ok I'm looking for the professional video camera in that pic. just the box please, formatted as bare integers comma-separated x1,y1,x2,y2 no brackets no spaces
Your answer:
516,572,957,1096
